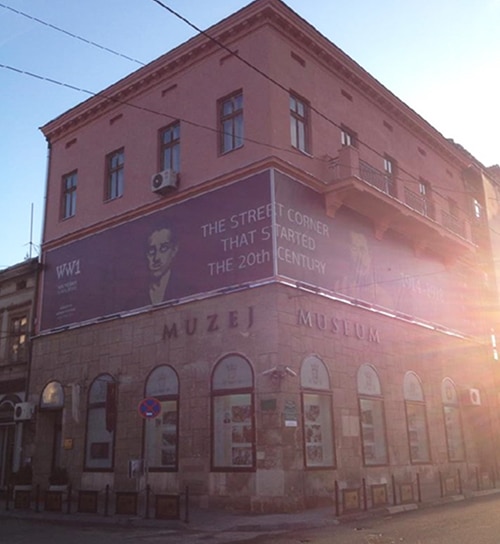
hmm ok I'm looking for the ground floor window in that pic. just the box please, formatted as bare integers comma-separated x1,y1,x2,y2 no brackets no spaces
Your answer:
303,393,335,467
211,354,255,470
442,378,465,462
144,365,179,470
358,364,388,466
84,374,116,470
404,372,430,463
300,355,335,468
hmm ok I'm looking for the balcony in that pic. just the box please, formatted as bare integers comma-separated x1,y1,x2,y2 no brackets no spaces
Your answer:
323,146,475,261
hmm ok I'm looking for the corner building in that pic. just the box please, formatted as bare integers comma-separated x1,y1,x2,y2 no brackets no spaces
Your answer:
31,0,500,513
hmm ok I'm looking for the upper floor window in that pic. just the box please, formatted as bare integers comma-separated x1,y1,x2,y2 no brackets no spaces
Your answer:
448,197,459,218
160,122,180,172
383,156,396,196
211,354,255,471
219,91,243,154
418,180,429,197
384,157,394,177
144,365,179,471
106,148,124,200
9,315,28,363
341,126,356,147
357,364,388,466
473,198,482,220
290,93,309,153
61,171,77,219
416,179,434,218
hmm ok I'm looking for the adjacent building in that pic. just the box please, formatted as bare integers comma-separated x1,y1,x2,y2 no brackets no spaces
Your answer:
28,0,500,513
0,257,38,490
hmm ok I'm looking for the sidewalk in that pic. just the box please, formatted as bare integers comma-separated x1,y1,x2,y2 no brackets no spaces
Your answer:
2,488,500,538
0,497,340,536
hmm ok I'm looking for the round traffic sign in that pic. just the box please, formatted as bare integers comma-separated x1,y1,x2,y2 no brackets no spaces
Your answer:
138,397,162,419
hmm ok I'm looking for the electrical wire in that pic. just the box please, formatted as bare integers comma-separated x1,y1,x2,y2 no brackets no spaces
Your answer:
1,3,498,257
0,62,305,159
0,2,145,66
4,58,500,256
150,1,483,200
148,0,500,237
2,0,490,209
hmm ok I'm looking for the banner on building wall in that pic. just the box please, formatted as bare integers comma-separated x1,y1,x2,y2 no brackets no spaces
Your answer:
273,171,484,336
40,169,486,336
40,172,274,331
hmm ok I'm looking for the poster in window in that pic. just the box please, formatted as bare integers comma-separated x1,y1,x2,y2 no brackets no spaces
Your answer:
303,394,334,467
146,401,177,468
213,394,254,468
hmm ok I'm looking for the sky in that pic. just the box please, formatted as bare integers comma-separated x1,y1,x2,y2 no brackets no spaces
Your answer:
1,0,499,270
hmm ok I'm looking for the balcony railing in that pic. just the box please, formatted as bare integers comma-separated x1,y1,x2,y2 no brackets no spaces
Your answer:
325,146,474,256
403,187,435,221
359,160,396,197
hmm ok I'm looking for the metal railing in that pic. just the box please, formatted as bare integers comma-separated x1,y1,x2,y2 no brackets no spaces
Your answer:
328,151,472,244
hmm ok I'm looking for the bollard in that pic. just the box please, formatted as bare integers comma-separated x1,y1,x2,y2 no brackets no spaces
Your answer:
104,484,109,517
184,485,189,524
334,480,339,517
66,484,72,514
145,484,150,520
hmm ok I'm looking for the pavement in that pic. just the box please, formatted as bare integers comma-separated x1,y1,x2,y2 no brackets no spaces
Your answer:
2,488,500,539
0,495,339,535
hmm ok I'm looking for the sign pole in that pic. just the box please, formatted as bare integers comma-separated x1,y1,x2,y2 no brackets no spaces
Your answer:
137,397,162,498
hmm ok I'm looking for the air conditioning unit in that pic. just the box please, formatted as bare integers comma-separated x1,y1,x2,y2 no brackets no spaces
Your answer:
151,169,178,193
14,402,34,421
462,388,481,406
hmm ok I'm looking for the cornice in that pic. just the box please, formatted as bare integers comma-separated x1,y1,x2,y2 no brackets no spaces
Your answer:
42,0,471,169
263,4,470,169
41,3,274,143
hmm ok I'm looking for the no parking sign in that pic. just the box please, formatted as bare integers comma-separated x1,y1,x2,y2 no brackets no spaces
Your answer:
138,397,162,419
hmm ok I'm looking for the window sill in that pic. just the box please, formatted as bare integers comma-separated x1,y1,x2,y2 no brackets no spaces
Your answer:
291,146,313,159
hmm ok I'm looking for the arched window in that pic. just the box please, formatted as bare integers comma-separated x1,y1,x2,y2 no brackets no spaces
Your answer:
40,381,64,410
40,380,65,472
404,372,430,463
84,374,116,471
357,364,388,466
441,378,465,461
144,365,179,471
300,355,335,468
211,354,255,470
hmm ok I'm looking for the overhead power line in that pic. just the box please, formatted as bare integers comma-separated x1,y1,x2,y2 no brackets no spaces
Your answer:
150,1,486,211
1,0,483,201
0,2,145,66
0,3,490,233
0,62,306,159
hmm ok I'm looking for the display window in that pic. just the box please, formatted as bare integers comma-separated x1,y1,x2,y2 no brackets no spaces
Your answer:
300,355,335,468
84,374,116,470
441,378,465,462
357,364,388,466
211,354,255,471
403,372,431,463
144,365,179,471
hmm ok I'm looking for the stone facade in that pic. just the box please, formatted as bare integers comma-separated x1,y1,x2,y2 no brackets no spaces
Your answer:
0,258,38,489
28,0,500,513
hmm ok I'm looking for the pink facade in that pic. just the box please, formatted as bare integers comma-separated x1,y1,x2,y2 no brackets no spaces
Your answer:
27,0,500,514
